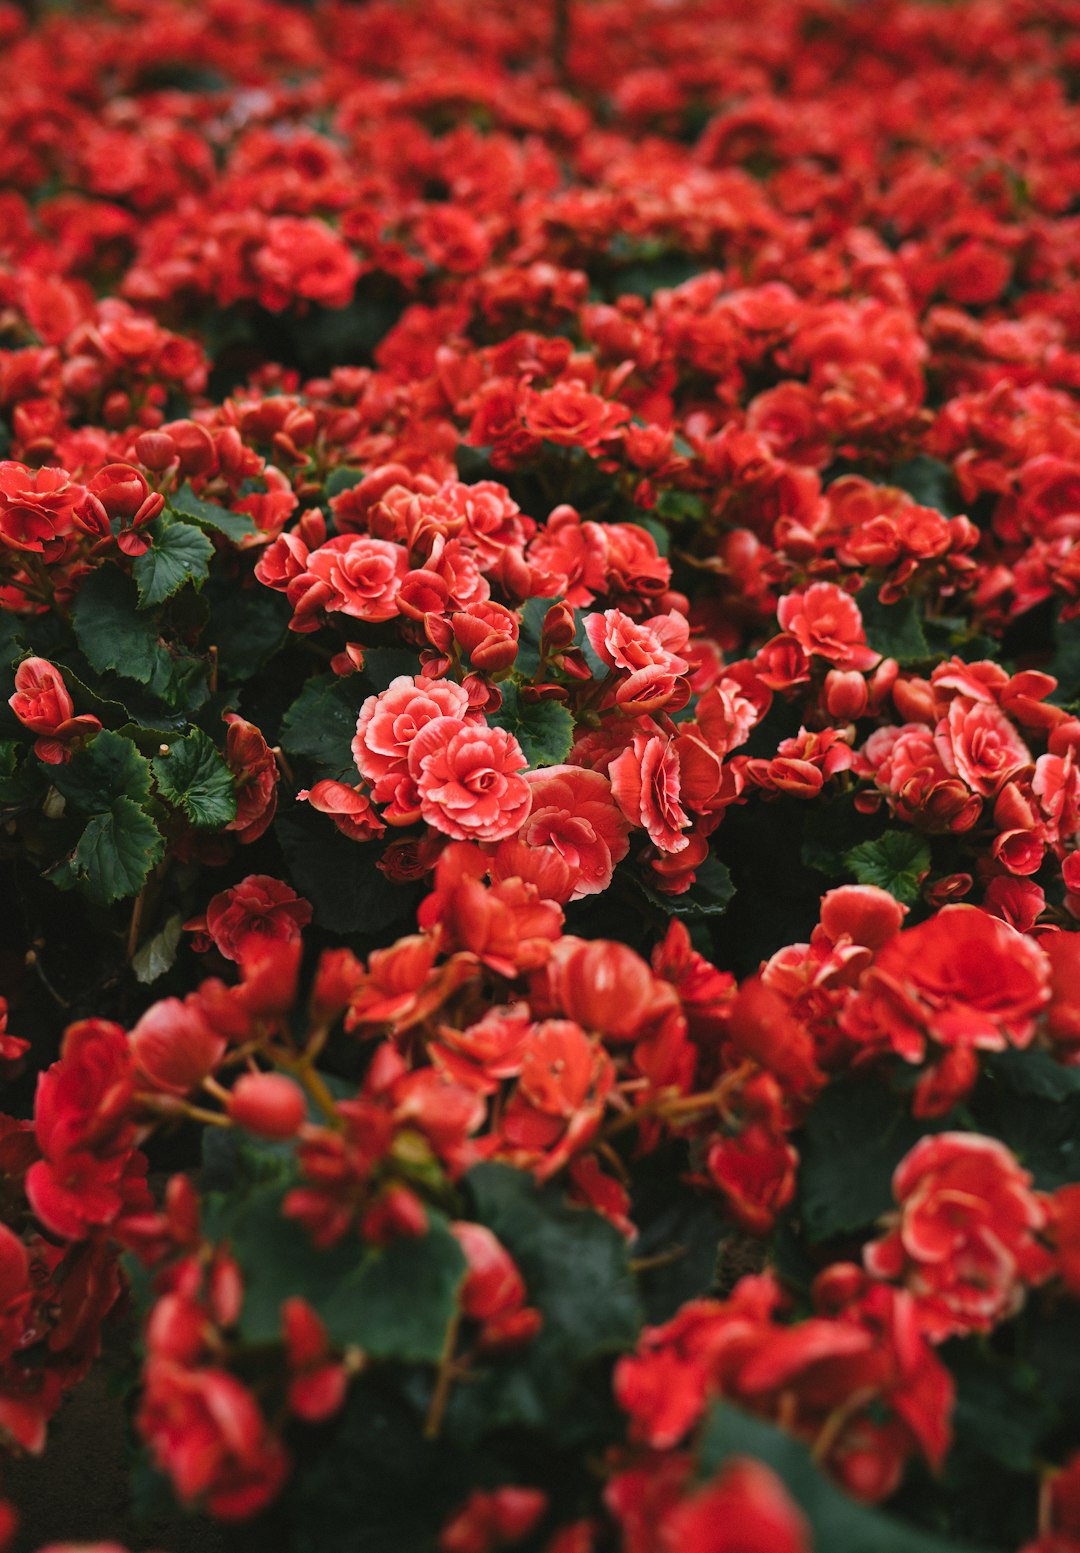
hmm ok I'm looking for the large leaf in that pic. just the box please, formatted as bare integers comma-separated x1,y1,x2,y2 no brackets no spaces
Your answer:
856,584,930,665
448,1164,642,1444
797,1078,948,1242
697,1405,992,1553
72,566,188,703
168,482,257,542
152,728,237,828
50,729,152,813
280,673,366,775
204,578,291,681
275,802,423,935
208,1174,464,1361
132,519,214,607
51,796,164,905
891,456,959,517
490,681,574,768
845,828,930,905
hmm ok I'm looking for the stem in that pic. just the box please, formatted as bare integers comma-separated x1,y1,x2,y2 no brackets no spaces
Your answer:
424,1310,462,1441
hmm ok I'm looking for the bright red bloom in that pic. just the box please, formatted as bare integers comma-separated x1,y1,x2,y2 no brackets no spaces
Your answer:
864,1132,1052,1338
843,904,1050,1065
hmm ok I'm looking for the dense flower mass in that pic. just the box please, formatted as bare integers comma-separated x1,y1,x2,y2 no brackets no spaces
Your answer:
0,0,1079,1549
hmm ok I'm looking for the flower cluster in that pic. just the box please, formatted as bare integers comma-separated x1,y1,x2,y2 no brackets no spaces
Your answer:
2,0,1080,1549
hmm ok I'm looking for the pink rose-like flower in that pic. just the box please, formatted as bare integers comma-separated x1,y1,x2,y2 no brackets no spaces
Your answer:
934,696,1032,797
8,657,102,764
409,717,531,843
505,765,631,901
864,1132,1052,1339
353,675,477,822
609,731,691,854
204,876,313,965
777,582,880,671
304,534,408,622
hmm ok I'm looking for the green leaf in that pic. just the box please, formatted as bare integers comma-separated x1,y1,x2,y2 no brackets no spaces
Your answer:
971,1067,1080,1189
629,851,735,919
208,1174,465,1361
152,729,237,829
51,797,164,905
797,1078,949,1242
984,1047,1080,1102
489,681,573,768
51,729,151,814
514,596,561,679
204,577,291,682
448,1164,642,1444
697,1405,992,1553
324,467,364,500
845,828,930,905
168,482,257,542
856,583,930,664
891,456,959,517
73,567,182,700
1047,610,1080,709
280,673,366,775
275,802,423,935
132,519,213,607
945,1342,1058,1473
132,912,183,985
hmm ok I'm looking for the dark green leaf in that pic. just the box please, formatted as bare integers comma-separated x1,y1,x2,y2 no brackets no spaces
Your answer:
971,1070,1080,1190
891,456,959,517
856,584,930,664
945,1342,1057,1473
152,729,237,829
205,577,291,681
280,673,366,775
168,482,257,542
275,802,422,935
490,681,574,768
845,828,930,905
357,647,422,697
324,467,364,500
798,1078,949,1242
698,1405,992,1553
209,1175,464,1361
73,567,184,701
132,519,213,607
51,729,152,813
449,1164,642,1444
51,796,164,905
985,1047,1080,1101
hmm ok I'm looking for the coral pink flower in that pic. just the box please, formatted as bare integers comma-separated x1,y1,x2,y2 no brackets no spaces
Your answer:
777,582,880,671
409,718,531,843
354,675,475,821
507,765,630,901
934,696,1032,796
609,731,690,853
302,534,409,623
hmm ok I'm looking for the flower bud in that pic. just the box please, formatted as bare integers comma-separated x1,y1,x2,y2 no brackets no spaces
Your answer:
227,1072,307,1139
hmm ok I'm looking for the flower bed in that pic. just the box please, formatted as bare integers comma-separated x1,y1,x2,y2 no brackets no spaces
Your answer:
2,0,1080,1548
